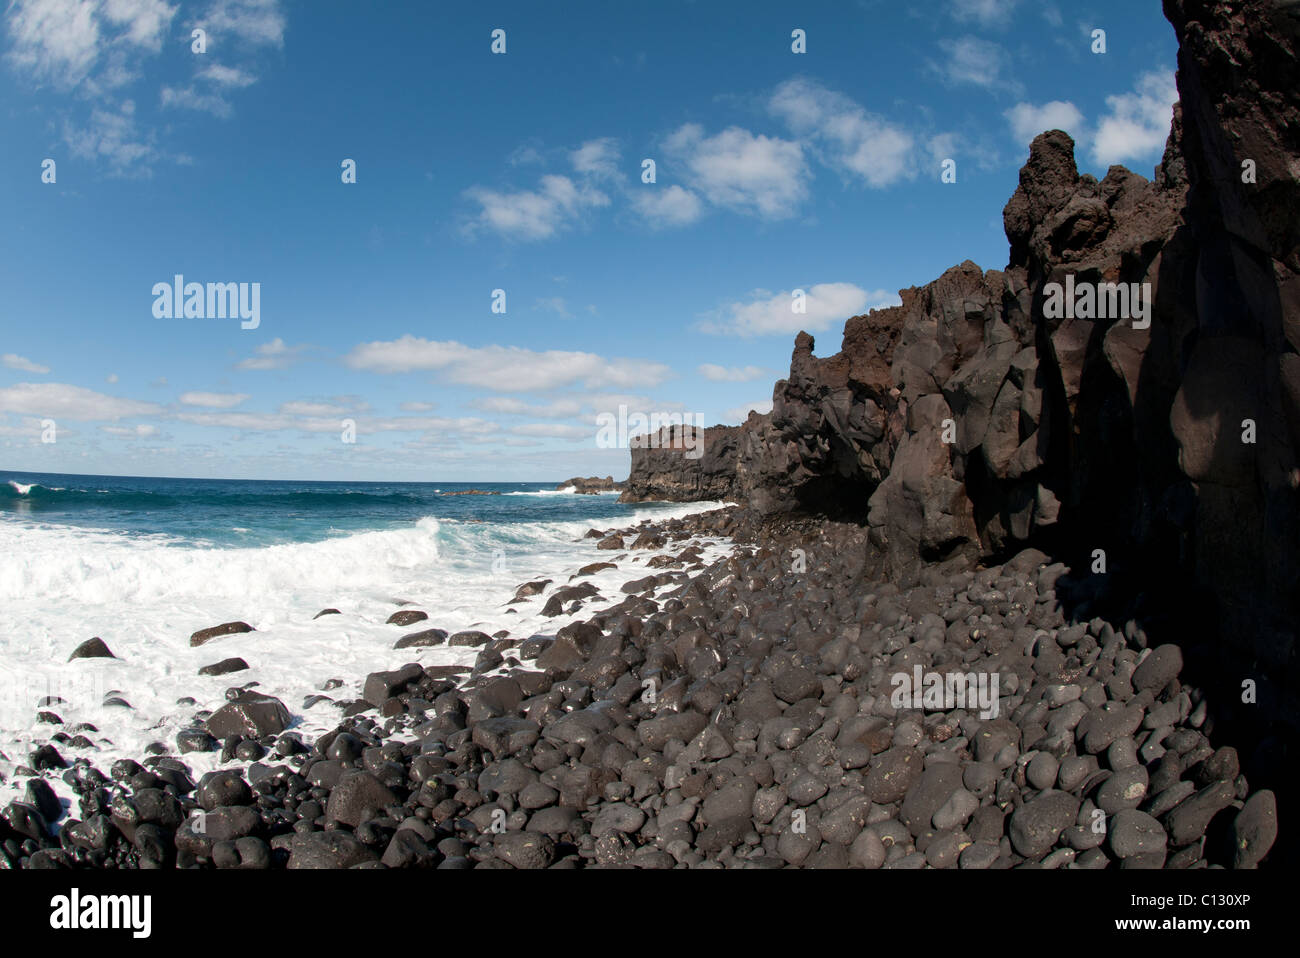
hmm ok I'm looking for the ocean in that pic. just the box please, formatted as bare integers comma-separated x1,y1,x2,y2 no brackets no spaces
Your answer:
0,470,725,805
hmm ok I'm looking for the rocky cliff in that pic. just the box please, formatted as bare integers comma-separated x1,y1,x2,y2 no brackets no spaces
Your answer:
619,424,741,502
624,0,1298,725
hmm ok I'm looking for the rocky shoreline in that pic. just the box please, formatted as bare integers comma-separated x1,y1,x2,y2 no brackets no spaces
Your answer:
0,506,1277,869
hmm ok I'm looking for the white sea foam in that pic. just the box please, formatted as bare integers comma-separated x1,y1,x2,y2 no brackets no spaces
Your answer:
0,502,729,814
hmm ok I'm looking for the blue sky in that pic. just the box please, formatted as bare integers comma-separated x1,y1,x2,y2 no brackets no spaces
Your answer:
0,0,1179,481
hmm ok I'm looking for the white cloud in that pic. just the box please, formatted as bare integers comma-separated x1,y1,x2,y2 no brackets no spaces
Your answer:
399,401,435,412
723,399,773,422
173,410,499,438
1003,72,1176,168
235,337,304,370
196,0,286,47
179,391,249,408
1092,71,1178,166
471,397,584,418
197,62,256,87
948,0,1020,26
466,174,609,241
508,144,544,167
571,138,621,179
7,1,283,174
100,422,158,437
106,373,118,383
702,283,901,338
3,354,50,374
174,410,302,431
664,123,808,218
7,0,106,87
768,78,916,188
160,85,232,117
508,422,589,440
631,184,704,228
6,0,177,90
161,1,284,119
933,36,1020,94
698,364,768,383
1005,100,1086,146
102,0,174,49
276,400,349,416
534,297,571,318
63,100,157,175
0,382,161,420
345,337,672,392
582,394,688,423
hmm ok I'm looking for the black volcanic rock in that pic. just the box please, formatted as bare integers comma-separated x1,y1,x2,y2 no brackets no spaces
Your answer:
205,691,291,740
190,621,254,647
558,476,623,494
68,637,115,661
619,424,741,502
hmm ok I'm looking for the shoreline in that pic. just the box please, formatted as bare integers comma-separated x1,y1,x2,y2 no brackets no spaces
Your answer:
1,505,1277,869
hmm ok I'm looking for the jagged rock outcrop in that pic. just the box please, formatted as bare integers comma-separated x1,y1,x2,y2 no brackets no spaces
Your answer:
618,425,740,502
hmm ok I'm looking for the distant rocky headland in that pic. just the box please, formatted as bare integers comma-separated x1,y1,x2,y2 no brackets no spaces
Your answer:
558,476,625,495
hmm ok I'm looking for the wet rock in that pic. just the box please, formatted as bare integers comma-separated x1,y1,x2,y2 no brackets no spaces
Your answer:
362,663,423,708
24,779,62,824
386,610,428,627
287,830,379,869
69,637,115,661
197,770,252,810
205,691,291,740
190,621,255,647
394,628,448,649
325,772,399,827
449,631,492,647
199,657,250,676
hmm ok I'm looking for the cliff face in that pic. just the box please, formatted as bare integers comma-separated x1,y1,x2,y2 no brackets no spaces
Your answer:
1160,0,1300,688
618,424,740,502
624,0,1298,701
